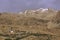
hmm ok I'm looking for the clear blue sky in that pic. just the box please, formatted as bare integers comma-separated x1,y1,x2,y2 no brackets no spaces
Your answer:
0,0,59,12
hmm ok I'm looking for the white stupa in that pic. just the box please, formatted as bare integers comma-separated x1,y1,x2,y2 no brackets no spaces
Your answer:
10,30,14,34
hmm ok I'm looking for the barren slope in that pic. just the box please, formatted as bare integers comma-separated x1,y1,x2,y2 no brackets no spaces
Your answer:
0,9,60,40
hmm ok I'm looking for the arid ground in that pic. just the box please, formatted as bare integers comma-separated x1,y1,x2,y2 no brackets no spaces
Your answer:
0,8,60,40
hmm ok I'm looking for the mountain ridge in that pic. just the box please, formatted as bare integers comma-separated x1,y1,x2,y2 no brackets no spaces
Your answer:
0,8,60,40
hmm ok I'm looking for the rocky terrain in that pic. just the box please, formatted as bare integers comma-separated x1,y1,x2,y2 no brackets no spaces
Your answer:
0,8,60,40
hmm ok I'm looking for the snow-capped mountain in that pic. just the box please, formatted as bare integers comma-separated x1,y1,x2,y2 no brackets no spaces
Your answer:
36,8,48,12
18,8,57,15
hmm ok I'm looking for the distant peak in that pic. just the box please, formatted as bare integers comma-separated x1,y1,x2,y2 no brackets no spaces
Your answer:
18,8,57,14
35,8,48,12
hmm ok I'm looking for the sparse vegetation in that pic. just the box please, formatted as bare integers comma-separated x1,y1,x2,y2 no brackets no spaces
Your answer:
0,9,60,40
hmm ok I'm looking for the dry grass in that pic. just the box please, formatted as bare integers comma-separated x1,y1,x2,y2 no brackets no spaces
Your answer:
0,9,60,40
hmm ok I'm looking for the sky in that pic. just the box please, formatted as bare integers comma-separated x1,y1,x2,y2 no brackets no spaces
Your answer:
0,0,59,12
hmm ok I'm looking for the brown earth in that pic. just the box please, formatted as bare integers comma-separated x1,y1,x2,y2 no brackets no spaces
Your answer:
0,9,60,40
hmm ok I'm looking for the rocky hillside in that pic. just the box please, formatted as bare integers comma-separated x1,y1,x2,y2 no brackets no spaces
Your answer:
0,8,60,40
